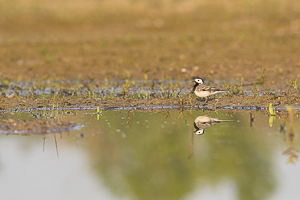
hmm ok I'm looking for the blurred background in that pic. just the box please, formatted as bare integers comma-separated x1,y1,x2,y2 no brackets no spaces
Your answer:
1,0,300,83
1,2,300,199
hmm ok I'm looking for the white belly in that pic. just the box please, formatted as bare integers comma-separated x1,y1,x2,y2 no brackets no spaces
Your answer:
194,90,211,97
194,90,223,97
195,116,212,123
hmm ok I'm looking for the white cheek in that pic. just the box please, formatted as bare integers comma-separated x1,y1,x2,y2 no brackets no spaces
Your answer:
196,130,204,135
196,79,203,84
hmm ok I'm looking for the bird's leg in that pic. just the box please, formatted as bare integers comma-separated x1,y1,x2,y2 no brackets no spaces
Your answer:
204,97,208,105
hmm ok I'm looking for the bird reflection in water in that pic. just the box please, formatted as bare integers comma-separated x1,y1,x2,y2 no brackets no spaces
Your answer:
189,114,234,158
193,115,235,135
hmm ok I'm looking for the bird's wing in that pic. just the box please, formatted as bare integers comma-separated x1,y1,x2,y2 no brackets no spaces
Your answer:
198,85,225,92
195,121,220,130
197,85,212,91
209,86,225,92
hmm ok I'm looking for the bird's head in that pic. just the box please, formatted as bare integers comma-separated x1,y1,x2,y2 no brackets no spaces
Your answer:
195,129,205,135
194,77,204,84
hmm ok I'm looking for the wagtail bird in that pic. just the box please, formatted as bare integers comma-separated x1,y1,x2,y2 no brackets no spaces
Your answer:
194,115,234,135
193,77,226,103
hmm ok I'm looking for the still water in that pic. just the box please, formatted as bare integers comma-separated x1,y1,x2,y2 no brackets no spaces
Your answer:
0,110,299,200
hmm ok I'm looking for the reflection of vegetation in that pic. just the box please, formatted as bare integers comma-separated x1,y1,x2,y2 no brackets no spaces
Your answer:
282,106,298,164
268,103,276,127
250,112,255,127
86,111,275,200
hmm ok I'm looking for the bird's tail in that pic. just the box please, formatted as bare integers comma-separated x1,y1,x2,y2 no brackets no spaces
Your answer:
216,119,235,122
211,90,226,95
211,88,226,92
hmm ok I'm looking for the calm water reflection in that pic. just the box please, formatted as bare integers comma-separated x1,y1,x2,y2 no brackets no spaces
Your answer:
0,110,299,200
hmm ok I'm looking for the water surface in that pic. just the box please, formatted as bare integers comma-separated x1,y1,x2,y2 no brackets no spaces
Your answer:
0,110,299,200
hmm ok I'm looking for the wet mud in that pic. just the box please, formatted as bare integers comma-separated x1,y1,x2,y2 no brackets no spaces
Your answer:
0,118,81,135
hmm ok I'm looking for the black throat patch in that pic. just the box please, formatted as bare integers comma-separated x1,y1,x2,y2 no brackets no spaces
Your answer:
192,82,199,92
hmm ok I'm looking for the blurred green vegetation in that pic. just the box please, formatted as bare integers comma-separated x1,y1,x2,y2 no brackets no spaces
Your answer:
85,110,277,200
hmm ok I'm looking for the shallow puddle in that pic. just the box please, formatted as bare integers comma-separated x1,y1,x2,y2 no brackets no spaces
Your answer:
0,110,299,200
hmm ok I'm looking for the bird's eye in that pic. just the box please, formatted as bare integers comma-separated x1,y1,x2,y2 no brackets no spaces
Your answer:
195,79,203,84
196,130,204,135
